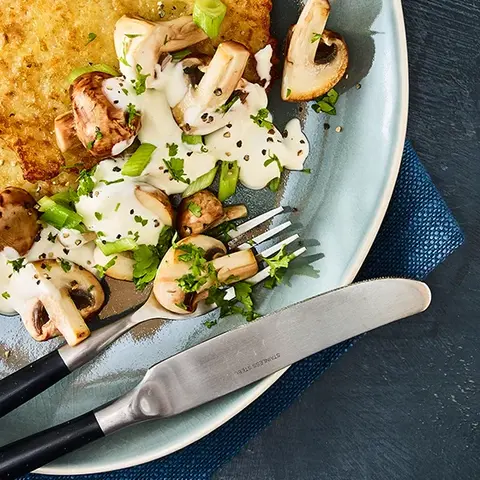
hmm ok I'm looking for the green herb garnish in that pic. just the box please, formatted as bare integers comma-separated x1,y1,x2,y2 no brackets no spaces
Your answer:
133,245,159,290
188,202,202,217
250,108,274,130
95,256,117,278
262,245,297,289
85,33,97,45
133,64,150,95
134,215,148,227
312,88,339,115
163,157,190,184
311,32,322,43
76,168,96,197
59,259,72,273
7,258,25,273
126,103,140,128
1,291,10,300
171,49,192,62
94,212,103,220
166,143,178,156
99,178,125,186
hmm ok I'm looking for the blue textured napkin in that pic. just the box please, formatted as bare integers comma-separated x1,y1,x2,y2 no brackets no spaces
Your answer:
28,141,464,480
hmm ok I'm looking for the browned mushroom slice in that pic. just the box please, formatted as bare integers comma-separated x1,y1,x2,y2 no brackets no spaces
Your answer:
153,235,258,314
0,187,39,255
114,15,208,83
70,71,141,159
54,112,82,153
21,260,105,346
172,42,250,135
134,185,174,227
177,190,247,238
281,0,348,101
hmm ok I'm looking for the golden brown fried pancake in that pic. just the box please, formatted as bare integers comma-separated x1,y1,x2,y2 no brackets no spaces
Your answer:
0,0,273,196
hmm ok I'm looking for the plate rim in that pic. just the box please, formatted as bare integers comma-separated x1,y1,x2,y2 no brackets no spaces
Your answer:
39,0,409,474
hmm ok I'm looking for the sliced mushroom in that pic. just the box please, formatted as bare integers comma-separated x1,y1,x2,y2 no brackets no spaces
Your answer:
134,185,174,227
93,248,135,281
22,260,104,346
114,15,208,83
0,187,39,255
172,42,250,135
281,0,348,101
177,190,247,238
54,112,82,153
153,235,258,314
69,71,141,158
153,235,227,314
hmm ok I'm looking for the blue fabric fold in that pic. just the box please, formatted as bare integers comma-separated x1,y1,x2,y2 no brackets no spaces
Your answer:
28,141,464,480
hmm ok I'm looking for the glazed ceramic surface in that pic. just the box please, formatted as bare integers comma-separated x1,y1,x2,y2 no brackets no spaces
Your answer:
0,0,408,474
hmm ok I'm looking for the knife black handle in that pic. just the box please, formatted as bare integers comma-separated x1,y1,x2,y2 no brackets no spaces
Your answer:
0,410,104,478
0,350,70,418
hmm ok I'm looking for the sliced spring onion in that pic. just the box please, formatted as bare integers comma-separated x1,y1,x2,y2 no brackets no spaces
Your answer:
121,143,157,176
193,0,227,39
181,133,203,145
51,189,78,207
218,161,239,201
182,165,218,198
96,238,138,256
38,197,83,230
67,64,120,84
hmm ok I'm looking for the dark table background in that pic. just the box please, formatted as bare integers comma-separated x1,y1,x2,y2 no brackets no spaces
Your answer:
214,1,480,479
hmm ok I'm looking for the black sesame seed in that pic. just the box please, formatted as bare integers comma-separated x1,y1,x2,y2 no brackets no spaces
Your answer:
154,219,160,227
113,166,121,172
268,129,275,135
324,123,330,130
300,139,305,144
214,88,222,96
130,209,134,214
267,137,274,143
63,248,70,255
244,155,250,161
236,141,243,148
282,130,288,138
262,149,267,155
226,123,232,128
36,280,40,285
116,234,121,239
201,113,208,121
114,100,119,104
207,116,214,123
187,151,193,157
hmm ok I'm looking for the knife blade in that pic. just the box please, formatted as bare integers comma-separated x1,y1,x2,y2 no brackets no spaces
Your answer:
0,278,431,478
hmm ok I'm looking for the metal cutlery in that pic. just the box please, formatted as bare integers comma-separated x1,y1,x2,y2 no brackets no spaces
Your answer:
0,277,431,478
0,206,304,418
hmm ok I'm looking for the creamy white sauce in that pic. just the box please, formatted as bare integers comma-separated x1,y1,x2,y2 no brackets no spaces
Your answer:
138,89,217,195
205,82,309,189
75,160,165,245
254,45,273,89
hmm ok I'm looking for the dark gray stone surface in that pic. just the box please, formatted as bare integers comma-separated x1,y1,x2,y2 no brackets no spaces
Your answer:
214,1,480,479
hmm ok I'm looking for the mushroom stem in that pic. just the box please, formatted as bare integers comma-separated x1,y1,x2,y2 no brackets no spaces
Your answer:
209,249,258,284
172,42,250,135
54,112,81,153
208,204,248,230
40,288,91,346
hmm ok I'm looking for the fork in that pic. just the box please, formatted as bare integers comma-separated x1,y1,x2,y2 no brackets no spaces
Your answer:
0,206,305,418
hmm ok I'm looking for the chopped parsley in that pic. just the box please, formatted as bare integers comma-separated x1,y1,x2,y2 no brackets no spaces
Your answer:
217,93,239,114
7,258,25,273
206,221,237,243
119,36,131,67
157,226,175,259
163,157,190,184
47,232,58,243
94,212,103,220
311,32,322,43
126,103,140,128
86,126,103,150
95,256,117,278
59,258,72,273
300,168,311,174
76,167,96,197
166,142,178,156
250,108,274,130
188,202,202,217
262,246,297,289
312,88,339,116
133,245,160,290
115,203,121,212
175,243,216,294
133,64,150,95
176,301,188,310
286,88,292,98
205,281,260,326
134,215,148,227
85,32,97,45
125,33,142,39
2,291,10,300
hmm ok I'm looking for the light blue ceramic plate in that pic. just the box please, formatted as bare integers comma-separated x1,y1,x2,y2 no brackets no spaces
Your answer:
0,0,408,474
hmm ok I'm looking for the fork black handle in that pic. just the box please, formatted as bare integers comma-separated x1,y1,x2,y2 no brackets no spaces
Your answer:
0,410,104,478
0,350,70,418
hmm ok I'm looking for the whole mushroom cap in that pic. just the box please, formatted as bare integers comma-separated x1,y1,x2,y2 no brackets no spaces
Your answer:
0,187,39,255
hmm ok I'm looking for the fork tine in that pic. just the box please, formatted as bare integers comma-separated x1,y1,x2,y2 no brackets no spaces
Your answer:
223,246,307,301
236,221,292,251
227,206,285,241
255,233,300,259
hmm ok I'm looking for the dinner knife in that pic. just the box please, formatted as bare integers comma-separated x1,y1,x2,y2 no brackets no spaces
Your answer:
0,278,431,478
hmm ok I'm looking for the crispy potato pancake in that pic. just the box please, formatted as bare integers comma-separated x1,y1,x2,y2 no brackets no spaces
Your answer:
0,0,273,196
